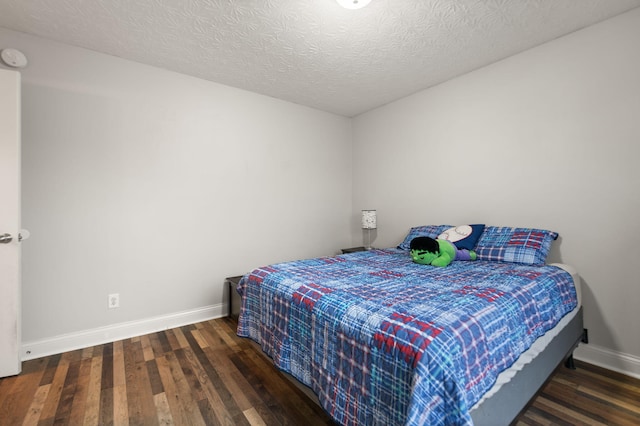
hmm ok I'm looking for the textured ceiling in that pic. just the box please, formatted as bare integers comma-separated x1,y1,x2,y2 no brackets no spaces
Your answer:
0,0,639,117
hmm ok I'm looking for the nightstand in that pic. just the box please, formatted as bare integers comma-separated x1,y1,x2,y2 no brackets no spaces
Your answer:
341,246,367,254
225,275,243,320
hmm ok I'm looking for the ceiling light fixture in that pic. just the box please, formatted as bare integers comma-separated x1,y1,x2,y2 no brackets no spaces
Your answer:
336,0,371,10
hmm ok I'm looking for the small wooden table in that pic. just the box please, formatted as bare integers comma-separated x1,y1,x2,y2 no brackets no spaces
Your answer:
225,275,243,320
341,246,366,254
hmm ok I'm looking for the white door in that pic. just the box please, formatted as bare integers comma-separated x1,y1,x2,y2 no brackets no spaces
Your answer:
0,68,21,377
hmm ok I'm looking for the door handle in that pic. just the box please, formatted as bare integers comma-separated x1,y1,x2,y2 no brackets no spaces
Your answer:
0,233,13,244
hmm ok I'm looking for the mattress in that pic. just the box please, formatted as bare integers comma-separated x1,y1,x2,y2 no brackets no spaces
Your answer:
237,250,579,425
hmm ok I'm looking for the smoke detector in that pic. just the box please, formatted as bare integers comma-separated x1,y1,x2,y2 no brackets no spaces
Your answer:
1,48,28,68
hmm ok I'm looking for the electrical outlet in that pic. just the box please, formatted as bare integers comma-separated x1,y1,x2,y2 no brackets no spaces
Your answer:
108,293,120,309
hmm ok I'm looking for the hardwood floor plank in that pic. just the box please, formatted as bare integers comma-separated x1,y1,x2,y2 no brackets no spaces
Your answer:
112,341,130,425
516,406,557,426
38,354,61,387
171,326,190,349
67,357,93,426
81,346,95,360
578,385,640,415
113,384,130,426
146,359,165,396
148,333,166,359
165,350,206,426
99,382,114,426
181,327,246,425
196,397,221,426
3,318,639,426
152,392,174,425
0,375,17,415
0,363,45,425
140,335,155,362
99,343,114,426
113,340,126,388
231,347,325,426
190,329,209,350
82,351,103,426
544,380,640,425
243,406,267,426
124,339,158,426
52,355,82,424
37,352,70,424
173,348,206,403
184,344,243,425
534,395,608,425
220,356,282,426
20,357,48,375
165,329,182,352
579,362,640,392
209,319,242,351
155,353,199,426
20,383,50,426
100,343,114,391
157,331,173,355
122,339,142,423
199,346,253,412
200,322,262,412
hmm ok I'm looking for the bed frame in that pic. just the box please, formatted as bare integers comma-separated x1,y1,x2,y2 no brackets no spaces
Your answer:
470,306,584,425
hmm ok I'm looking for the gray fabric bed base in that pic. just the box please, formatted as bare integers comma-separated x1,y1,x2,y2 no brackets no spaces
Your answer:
470,306,584,425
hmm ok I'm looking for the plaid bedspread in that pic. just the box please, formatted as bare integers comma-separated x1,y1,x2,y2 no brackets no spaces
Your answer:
236,248,577,425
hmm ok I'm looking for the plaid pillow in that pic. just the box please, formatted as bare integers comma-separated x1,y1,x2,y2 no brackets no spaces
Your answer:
397,225,452,250
474,226,558,265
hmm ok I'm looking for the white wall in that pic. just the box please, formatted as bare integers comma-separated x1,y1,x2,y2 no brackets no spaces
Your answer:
3,8,639,375
352,9,640,375
0,28,353,356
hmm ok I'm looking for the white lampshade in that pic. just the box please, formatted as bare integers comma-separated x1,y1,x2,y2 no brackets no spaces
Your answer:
361,210,377,229
336,0,371,10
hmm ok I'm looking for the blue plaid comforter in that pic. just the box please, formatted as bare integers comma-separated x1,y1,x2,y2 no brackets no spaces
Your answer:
236,248,578,425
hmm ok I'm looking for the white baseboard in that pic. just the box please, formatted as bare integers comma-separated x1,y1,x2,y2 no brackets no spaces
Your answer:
574,343,640,380
22,307,640,382
21,303,226,361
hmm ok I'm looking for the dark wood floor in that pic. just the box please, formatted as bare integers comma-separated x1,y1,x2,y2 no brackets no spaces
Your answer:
1,317,639,425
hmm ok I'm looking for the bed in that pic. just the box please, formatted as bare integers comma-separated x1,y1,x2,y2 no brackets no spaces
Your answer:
236,225,584,425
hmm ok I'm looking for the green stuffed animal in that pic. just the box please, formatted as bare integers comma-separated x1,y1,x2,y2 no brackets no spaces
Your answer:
410,236,477,267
